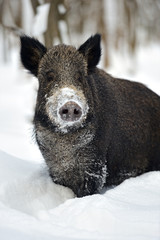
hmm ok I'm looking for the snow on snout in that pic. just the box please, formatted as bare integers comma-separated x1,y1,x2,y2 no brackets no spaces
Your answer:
46,87,89,131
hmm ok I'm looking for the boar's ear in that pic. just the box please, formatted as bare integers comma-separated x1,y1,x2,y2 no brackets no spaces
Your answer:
78,34,101,69
20,36,47,76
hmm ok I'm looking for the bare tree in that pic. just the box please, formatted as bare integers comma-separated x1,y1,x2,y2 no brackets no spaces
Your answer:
43,0,65,47
0,0,160,66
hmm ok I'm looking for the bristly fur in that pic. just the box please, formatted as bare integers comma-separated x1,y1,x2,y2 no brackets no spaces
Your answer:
78,34,101,69
20,36,47,76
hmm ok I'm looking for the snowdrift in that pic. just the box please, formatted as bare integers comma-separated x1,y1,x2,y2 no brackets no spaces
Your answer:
0,150,160,240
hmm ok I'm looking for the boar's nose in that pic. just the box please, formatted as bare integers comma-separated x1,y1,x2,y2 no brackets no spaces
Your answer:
59,101,82,122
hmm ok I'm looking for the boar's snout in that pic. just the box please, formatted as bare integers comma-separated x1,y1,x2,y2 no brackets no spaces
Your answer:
59,101,82,122
46,87,89,132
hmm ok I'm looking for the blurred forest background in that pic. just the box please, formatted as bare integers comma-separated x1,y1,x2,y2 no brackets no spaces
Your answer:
0,0,160,68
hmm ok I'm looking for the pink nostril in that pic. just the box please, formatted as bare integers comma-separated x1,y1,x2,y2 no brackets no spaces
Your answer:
59,101,82,122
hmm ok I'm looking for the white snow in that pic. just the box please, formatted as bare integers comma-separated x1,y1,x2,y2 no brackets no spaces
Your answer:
0,44,160,239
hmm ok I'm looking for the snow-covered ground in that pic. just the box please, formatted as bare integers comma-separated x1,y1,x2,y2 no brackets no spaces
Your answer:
0,43,160,240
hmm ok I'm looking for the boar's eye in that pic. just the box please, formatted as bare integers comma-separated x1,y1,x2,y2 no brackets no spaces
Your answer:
46,70,54,82
77,76,81,81
77,71,83,82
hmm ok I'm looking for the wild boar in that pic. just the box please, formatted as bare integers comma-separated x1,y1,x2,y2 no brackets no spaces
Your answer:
20,34,160,197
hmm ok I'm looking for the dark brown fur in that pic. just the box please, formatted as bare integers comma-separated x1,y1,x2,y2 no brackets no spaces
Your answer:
20,34,160,197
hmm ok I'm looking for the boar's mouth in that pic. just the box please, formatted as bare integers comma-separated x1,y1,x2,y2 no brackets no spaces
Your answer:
45,87,89,133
